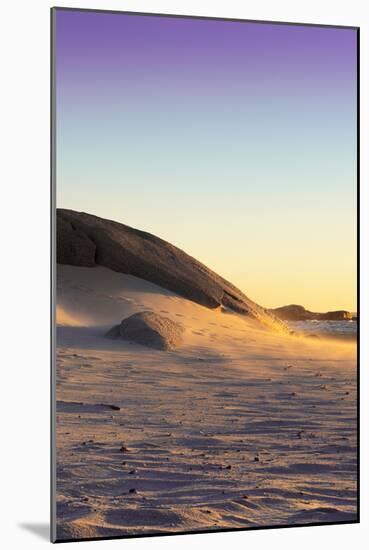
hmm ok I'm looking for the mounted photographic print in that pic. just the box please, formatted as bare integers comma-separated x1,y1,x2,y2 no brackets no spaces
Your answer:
51,7,359,543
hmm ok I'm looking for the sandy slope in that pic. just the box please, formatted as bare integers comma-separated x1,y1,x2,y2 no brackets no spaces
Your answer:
55,265,357,540
57,208,286,331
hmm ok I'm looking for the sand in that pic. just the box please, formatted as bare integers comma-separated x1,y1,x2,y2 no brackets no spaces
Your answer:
55,265,357,540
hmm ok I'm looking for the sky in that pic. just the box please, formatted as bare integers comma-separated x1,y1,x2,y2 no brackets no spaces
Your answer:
55,9,357,312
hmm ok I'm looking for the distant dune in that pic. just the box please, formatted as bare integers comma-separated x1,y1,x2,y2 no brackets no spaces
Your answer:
57,209,286,332
270,304,354,321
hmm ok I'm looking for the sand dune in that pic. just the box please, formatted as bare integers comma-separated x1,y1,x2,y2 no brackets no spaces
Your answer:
55,265,357,539
57,209,286,331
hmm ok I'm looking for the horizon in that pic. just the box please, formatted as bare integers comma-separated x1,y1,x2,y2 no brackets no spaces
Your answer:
55,10,357,312
57,206,356,315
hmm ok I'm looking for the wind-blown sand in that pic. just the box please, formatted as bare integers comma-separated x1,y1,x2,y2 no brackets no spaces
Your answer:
55,265,357,540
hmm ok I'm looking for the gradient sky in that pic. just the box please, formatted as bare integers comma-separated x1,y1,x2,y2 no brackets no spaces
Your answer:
55,9,357,312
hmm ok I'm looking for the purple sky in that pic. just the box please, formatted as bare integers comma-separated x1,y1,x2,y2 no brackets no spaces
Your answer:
54,9,357,311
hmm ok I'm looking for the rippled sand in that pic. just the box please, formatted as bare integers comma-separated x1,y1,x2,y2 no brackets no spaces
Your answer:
55,265,357,540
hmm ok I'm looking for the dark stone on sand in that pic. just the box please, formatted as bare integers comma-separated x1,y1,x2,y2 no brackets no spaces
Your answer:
57,209,286,330
104,325,121,339
106,311,184,351
57,214,96,267
99,403,120,411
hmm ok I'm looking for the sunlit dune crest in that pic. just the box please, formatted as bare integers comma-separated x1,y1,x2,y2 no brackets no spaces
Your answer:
56,307,81,327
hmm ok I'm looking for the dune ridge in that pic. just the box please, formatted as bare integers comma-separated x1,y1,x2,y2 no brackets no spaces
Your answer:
57,209,286,332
